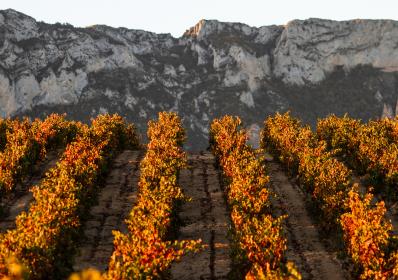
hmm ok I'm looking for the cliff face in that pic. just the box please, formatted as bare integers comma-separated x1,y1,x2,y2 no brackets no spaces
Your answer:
1,9,398,149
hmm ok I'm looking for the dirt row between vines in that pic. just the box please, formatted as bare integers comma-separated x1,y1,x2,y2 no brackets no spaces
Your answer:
0,149,62,232
175,152,353,279
171,152,231,280
73,151,232,277
265,154,348,280
175,152,349,279
73,149,142,272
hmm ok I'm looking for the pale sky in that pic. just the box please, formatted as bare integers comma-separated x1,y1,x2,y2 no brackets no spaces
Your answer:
1,0,398,37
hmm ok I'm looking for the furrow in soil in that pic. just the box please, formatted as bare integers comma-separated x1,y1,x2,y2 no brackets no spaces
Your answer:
171,152,231,280
266,156,347,280
73,149,142,272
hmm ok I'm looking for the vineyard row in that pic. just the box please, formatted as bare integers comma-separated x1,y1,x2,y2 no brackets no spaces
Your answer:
0,114,138,279
0,112,397,279
262,112,398,279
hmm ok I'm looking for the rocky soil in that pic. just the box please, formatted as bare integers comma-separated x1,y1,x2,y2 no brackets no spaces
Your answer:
73,150,142,271
266,155,348,279
171,152,231,280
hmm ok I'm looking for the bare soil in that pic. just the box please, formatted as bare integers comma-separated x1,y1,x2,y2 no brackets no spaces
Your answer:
171,152,231,280
73,150,142,272
265,154,348,280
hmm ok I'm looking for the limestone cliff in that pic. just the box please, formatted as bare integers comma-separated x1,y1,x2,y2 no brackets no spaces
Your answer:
1,9,398,149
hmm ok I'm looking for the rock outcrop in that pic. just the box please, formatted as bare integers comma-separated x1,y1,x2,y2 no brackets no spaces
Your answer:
1,9,398,149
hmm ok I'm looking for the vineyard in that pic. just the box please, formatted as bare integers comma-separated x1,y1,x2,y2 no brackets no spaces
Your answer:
0,112,397,280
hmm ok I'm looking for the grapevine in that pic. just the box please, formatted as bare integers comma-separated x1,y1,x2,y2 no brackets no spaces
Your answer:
0,114,138,279
317,114,398,190
106,112,202,279
0,114,81,194
210,115,301,279
262,112,398,279
261,112,352,225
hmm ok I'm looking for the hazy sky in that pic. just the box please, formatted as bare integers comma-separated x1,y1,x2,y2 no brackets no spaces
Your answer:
1,0,398,37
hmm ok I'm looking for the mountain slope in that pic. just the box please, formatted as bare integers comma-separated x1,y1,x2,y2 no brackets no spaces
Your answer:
1,9,398,149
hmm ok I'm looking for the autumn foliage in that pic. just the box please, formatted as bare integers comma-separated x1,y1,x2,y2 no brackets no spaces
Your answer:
261,112,352,225
0,114,138,279
0,114,80,193
262,112,398,279
315,114,398,279
210,116,301,279
106,112,202,279
340,190,398,279
2,111,398,279
317,114,398,190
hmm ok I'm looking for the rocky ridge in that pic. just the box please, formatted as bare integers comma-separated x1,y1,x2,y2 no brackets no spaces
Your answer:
1,9,398,149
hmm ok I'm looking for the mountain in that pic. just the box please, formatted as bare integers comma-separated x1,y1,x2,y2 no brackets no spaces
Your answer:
1,9,398,149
